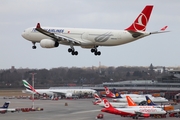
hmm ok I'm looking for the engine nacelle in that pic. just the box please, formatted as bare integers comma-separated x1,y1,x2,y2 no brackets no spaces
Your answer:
65,93,72,98
40,39,59,48
42,93,48,97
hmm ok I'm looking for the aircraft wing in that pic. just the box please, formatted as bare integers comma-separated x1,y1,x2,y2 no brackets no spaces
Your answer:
35,23,81,45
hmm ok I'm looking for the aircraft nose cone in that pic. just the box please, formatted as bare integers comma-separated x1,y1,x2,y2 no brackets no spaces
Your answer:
21,32,26,39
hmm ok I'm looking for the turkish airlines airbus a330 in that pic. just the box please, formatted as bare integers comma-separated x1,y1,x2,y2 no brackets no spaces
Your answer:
22,5,168,56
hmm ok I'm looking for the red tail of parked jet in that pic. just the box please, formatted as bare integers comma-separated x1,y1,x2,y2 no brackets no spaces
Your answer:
101,98,119,114
125,5,153,31
104,86,116,98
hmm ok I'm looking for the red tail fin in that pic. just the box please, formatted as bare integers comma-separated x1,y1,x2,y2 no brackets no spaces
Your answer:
104,86,115,98
102,98,114,110
125,5,153,31
101,98,122,115
126,96,137,106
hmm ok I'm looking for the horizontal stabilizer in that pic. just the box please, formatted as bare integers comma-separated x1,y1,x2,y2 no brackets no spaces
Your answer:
151,26,170,34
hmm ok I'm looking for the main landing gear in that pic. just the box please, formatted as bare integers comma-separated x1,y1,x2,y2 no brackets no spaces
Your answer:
68,44,78,55
91,46,101,56
32,42,36,49
68,48,78,55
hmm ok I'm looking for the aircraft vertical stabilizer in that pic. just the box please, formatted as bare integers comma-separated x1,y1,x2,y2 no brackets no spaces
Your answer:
125,5,153,31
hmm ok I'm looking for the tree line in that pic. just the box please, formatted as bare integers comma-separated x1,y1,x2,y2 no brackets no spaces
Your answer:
0,65,170,88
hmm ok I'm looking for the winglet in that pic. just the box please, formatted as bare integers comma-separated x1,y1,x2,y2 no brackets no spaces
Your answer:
126,96,137,106
36,23,41,29
160,26,168,31
125,5,153,32
150,26,170,34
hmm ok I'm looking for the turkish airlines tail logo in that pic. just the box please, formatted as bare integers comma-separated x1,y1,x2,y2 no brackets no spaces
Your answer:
126,96,137,106
125,5,153,31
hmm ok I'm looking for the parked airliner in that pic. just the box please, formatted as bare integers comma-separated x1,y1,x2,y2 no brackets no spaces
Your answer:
104,86,152,98
104,86,168,103
22,80,96,98
101,98,166,119
21,5,168,56
0,101,16,113
92,93,127,108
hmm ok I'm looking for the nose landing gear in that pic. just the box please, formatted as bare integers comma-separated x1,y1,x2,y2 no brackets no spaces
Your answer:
32,42,36,49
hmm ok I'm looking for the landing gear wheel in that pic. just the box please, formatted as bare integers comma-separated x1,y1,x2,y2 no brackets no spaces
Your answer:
94,51,101,56
91,49,95,53
94,52,98,56
32,46,36,49
91,46,101,56
71,51,78,56
97,51,101,55
68,48,72,52
74,51,78,55
71,51,75,55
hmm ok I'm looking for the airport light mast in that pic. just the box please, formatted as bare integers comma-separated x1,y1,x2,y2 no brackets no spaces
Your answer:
30,73,36,109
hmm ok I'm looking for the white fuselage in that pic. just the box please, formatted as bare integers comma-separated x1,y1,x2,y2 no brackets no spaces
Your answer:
0,108,16,112
24,88,96,97
116,106,166,115
98,101,128,108
22,27,150,48
120,94,153,98
113,97,168,103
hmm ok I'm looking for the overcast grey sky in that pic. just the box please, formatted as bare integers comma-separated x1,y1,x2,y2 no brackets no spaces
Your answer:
0,0,180,69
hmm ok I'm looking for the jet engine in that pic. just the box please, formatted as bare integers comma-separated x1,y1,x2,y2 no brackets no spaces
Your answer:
40,39,59,48
42,93,48,97
65,93,72,98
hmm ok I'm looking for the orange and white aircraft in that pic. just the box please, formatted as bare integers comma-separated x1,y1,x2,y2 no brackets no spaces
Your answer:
101,96,166,119
22,5,168,56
